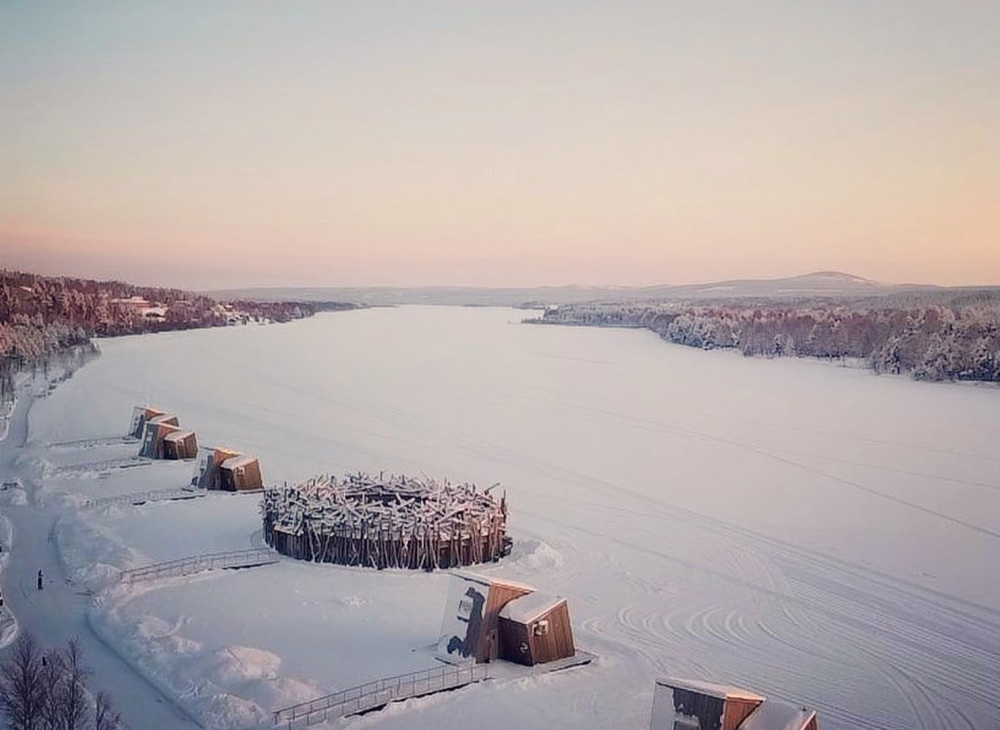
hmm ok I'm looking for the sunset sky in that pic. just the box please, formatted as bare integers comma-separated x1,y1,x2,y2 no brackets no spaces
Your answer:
2,1,998,289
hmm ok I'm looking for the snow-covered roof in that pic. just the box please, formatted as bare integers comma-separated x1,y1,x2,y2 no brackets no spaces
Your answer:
739,700,815,730
498,592,565,624
222,454,258,469
655,677,766,702
148,414,178,425
453,570,535,593
163,430,195,442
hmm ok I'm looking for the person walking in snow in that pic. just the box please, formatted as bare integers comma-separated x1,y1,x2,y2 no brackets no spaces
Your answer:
37,569,43,591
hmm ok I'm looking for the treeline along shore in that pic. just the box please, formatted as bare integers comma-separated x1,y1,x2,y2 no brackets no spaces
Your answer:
0,269,357,402
529,291,1000,383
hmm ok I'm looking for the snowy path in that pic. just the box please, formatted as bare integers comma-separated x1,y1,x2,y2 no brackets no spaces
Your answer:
0,392,202,729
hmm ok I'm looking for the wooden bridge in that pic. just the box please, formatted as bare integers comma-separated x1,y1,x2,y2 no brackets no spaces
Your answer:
118,547,278,584
272,662,490,728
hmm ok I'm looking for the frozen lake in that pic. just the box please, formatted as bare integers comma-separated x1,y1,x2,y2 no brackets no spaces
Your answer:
30,306,1000,729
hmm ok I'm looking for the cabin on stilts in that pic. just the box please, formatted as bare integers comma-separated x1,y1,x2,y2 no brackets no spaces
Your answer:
437,572,576,667
649,678,819,730
262,472,512,571
162,430,198,460
138,415,181,459
128,406,165,440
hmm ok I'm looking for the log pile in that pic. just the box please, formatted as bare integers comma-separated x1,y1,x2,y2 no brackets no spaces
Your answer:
261,472,512,570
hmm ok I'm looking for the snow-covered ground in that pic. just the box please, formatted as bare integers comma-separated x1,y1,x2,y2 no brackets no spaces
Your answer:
9,306,1000,729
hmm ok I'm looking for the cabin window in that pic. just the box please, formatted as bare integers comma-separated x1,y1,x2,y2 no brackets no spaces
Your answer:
458,598,473,617
533,620,550,637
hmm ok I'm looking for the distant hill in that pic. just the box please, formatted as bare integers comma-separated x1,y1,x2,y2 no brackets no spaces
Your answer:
206,272,948,307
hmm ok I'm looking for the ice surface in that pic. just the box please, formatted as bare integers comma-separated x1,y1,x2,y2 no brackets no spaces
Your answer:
20,306,1000,730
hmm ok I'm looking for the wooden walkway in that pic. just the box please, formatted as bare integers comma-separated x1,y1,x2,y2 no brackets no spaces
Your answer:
47,435,137,449
272,662,490,728
52,457,150,477
119,547,278,584
84,486,206,510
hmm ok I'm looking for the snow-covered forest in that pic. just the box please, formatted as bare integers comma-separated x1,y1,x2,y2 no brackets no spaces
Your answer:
531,293,1000,382
0,270,357,405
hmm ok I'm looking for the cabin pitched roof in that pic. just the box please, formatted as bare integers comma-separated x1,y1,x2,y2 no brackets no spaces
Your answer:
147,414,178,426
739,700,816,730
655,677,766,703
163,430,195,442
498,592,566,624
221,454,257,469
452,570,535,593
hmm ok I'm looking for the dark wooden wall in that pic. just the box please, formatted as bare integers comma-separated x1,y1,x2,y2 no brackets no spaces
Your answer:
497,618,531,664
671,689,725,730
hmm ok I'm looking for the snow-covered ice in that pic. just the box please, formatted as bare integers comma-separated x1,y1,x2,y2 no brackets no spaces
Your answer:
11,306,1000,729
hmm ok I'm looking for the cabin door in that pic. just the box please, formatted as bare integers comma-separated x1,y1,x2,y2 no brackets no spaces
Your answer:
487,628,498,662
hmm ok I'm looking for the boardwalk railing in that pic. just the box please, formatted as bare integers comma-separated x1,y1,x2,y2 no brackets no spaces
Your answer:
85,487,205,510
272,662,489,728
53,457,150,476
48,435,137,448
119,548,278,584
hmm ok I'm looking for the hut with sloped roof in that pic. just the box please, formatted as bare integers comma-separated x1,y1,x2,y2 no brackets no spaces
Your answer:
649,678,819,730
437,572,535,665
497,591,575,666
127,406,165,440
191,446,242,489
162,430,198,460
139,415,180,459
219,454,263,491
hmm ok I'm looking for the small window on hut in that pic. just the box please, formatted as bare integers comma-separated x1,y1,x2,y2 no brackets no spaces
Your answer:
533,620,550,637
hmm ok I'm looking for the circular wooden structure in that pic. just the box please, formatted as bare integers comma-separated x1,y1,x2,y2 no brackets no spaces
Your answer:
262,472,511,570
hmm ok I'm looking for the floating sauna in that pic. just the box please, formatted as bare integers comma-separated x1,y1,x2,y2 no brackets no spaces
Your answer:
436,572,576,666
649,678,819,730
128,406,165,440
191,447,261,490
138,415,181,459
191,446,242,489
162,430,198,460
498,592,575,666
219,454,263,491
262,473,512,570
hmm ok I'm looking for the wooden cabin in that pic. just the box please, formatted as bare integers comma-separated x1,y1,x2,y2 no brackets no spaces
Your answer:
162,430,198,460
497,592,574,666
139,415,181,459
191,446,242,489
219,454,263,491
128,406,165,440
650,679,818,730
437,572,534,664
650,679,764,730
